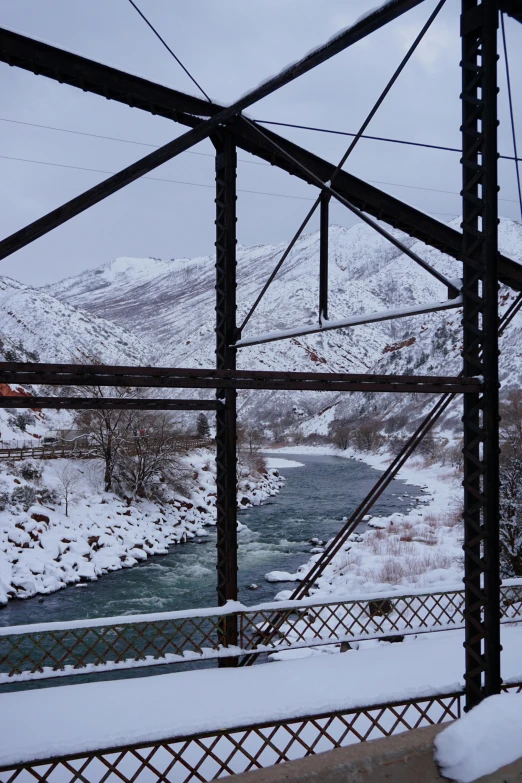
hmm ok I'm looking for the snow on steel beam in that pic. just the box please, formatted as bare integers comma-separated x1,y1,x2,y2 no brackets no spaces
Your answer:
234,294,463,348
0,397,223,411
0,1,425,121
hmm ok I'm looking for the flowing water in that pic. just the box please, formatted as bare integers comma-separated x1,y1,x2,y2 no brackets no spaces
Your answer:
0,453,424,628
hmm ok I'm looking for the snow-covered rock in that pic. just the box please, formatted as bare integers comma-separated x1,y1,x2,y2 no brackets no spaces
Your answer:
0,453,284,604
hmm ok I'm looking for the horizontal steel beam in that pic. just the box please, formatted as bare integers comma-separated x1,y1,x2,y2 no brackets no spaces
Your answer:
0,396,223,411
0,362,481,394
235,295,463,348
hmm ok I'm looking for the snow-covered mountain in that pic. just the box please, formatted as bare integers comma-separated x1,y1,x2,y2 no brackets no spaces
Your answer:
0,275,153,366
46,218,522,434
0,275,154,442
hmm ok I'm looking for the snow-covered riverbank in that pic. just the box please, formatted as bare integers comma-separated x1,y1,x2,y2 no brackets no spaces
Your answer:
0,450,284,604
264,445,463,600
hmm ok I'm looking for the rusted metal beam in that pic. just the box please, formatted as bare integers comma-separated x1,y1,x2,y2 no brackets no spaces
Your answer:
0,363,481,394
0,397,222,411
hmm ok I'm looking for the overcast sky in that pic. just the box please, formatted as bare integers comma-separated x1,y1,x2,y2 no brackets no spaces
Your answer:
0,0,521,286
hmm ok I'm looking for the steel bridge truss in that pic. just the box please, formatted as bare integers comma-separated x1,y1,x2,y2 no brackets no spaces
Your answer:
0,0,521,710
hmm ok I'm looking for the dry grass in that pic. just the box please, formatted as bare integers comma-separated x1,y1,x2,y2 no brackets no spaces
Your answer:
371,558,406,585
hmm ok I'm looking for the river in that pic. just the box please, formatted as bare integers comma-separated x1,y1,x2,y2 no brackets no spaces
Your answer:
0,453,423,628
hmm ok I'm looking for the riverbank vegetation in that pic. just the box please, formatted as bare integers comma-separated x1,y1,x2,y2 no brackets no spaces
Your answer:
0,449,283,605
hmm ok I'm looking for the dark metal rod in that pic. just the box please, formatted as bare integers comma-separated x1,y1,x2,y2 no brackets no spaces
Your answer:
481,0,502,700
319,192,329,324
239,201,318,333
332,0,447,175
0,368,482,405
500,12,522,219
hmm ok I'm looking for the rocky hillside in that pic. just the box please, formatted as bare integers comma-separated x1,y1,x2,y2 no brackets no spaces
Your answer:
46,218,522,437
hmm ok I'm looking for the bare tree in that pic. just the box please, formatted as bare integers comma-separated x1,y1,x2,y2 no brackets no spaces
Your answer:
115,412,185,499
63,358,138,492
353,419,383,451
328,419,353,450
238,423,262,454
54,464,81,517
74,394,134,492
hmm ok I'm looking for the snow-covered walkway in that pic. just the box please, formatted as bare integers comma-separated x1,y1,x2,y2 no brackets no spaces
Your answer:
2,624,522,767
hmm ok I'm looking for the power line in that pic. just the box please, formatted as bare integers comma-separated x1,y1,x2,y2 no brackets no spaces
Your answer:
0,117,268,166
255,118,522,164
501,12,522,220
0,152,459,217
126,0,211,103
1,115,519,205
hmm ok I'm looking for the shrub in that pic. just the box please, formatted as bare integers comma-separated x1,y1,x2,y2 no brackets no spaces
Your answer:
11,485,38,510
19,461,43,483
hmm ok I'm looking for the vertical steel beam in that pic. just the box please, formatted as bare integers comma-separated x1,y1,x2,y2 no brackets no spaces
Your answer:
319,192,329,324
214,130,238,662
461,0,501,710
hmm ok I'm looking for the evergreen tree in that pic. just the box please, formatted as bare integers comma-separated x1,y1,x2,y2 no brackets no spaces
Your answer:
196,413,210,439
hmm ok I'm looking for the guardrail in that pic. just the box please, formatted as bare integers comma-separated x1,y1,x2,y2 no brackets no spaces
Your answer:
2,581,521,686
1,682,521,783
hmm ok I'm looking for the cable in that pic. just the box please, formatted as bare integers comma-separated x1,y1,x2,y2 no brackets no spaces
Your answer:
0,117,268,166
501,13,522,221
255,119,522,164
126,0,211,103
0,153,310,201
0,152,463,215
0,116,519,205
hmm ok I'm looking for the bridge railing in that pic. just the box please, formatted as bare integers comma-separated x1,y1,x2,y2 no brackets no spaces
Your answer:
1,682,521,783
1,580,521,686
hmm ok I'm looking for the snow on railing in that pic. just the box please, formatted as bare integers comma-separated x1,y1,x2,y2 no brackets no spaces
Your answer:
1,580,521,685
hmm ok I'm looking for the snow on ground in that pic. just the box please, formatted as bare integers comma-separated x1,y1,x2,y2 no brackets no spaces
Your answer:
0,451,283,604
264,446,463,598
434,693,522,782
2,623,522,767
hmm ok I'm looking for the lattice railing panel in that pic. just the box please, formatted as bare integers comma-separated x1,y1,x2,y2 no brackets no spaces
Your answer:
0,615,223,681
0,690,468,783
1,583,521,683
